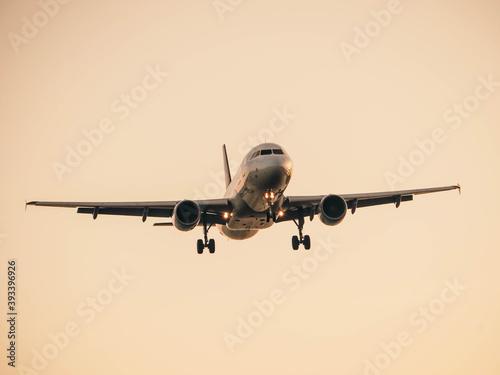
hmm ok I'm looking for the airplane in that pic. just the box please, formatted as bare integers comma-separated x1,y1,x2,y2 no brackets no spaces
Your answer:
27,143,460,254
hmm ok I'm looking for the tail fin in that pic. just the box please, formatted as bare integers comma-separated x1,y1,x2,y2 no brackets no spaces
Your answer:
222,144,231,188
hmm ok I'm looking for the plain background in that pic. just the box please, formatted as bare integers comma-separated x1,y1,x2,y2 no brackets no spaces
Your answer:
1,1,499,374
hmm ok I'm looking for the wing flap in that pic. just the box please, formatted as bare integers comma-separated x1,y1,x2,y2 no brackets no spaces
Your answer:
352,194,413,209
153,222,173,226
77,207,173,218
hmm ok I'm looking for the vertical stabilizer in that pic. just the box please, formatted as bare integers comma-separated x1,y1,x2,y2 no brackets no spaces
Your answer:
222,144,232,188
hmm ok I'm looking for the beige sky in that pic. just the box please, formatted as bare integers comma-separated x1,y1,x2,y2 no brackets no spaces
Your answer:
1,0,500,374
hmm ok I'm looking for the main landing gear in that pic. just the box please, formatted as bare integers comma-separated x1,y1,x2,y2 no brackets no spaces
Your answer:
197,214,215,254
292,214,311,250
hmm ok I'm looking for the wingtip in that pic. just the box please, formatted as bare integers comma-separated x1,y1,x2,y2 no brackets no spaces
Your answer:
456,184,461,195
25,200,39,211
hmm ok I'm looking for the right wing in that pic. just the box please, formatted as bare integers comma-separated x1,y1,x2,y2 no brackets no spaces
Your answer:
26,198,232,225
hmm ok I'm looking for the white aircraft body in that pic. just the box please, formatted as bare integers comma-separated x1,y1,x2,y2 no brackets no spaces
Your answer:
28,143,460,254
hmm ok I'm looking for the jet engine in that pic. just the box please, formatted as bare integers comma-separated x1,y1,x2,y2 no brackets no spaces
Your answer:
173,200,201,231
319,194,347,226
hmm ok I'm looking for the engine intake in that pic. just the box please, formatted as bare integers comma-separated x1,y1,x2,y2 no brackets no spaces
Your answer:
173,200,201,231
319,194,347,226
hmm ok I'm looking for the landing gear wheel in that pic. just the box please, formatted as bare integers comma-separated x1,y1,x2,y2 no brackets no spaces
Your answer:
292,210,312,250
196,212,216,254
303,235,311,250
197,239,204,254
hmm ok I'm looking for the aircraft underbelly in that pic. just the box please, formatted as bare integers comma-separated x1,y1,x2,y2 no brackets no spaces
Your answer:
217,224,258,240
226,195,274,231
216,194,273,240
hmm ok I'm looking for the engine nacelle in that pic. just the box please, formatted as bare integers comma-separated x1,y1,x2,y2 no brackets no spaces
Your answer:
319,194,347,226
173,200,201,231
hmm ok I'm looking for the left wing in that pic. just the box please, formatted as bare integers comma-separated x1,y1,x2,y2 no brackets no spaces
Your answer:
278,184,461,222
26,198,231,225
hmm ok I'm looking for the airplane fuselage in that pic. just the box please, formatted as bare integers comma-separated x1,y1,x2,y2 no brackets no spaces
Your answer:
217,143,293,240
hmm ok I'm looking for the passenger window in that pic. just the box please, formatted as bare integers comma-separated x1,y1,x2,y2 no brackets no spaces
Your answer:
261,149,272,155
272,149,284,154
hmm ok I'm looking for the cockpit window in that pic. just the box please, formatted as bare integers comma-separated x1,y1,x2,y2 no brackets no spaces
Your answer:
250,148,283,159
250,151,260,160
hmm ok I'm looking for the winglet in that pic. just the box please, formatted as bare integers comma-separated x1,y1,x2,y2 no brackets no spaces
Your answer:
456,183,461,195
222,144,232,188
25,199,38,210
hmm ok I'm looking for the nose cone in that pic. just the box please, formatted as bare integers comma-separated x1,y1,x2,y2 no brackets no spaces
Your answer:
260,166,286,188
257,158,292,190
260,153,293,171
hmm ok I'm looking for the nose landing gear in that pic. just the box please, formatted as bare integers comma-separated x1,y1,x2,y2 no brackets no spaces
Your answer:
266,207,277,223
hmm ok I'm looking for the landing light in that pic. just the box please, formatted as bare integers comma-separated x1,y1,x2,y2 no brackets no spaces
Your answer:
223,212,229,219
279,211,284,217
270,192,275,199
